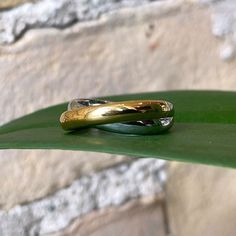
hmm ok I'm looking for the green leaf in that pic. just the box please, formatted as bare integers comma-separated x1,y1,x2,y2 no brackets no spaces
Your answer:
1,91,236,168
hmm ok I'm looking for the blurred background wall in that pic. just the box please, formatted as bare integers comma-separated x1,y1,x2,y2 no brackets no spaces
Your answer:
1,0,236,235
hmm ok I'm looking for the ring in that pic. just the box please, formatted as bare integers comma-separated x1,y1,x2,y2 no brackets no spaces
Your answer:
60,99,174,134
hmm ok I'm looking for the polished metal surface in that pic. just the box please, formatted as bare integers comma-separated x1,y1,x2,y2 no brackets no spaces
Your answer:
60,99,174,134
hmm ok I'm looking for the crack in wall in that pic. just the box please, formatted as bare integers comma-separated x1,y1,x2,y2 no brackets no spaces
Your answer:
0,0,167,44
0,158,166,236
0,0,235,63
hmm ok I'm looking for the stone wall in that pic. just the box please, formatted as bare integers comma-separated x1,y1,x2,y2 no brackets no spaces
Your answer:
1,0,236,235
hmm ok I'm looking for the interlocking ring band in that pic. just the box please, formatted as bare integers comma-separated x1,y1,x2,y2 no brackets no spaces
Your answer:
60,99,174,134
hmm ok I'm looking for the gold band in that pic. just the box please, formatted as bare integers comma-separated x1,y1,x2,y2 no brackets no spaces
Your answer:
60,100,174,131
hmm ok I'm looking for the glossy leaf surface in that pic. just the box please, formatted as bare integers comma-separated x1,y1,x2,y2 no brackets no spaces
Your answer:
0,91,236,168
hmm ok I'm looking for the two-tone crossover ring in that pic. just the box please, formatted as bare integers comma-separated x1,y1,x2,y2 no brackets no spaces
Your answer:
60,99,174,135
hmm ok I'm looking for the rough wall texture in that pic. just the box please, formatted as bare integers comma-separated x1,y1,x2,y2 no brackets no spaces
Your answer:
1,0,236,235
0,0,178,44
0,159,166,235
